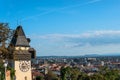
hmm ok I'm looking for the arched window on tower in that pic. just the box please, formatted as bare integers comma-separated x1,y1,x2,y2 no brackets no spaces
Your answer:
25,76,27,80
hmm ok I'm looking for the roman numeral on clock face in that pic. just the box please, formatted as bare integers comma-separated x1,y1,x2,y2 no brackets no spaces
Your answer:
19,61,30,72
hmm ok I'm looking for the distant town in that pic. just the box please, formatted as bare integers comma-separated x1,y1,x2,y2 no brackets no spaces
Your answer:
32,54,120,80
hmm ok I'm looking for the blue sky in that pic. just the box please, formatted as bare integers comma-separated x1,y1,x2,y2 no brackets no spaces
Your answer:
0,0,120,56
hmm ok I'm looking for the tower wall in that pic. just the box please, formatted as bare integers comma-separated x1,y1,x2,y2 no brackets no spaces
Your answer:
14,60,32,80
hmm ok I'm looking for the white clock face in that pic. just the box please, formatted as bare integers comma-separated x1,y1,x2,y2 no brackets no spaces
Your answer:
19,61,30,72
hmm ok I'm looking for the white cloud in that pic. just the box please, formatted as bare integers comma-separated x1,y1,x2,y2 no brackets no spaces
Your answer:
29,30,120,39
29,30,120,56
29,30,120,47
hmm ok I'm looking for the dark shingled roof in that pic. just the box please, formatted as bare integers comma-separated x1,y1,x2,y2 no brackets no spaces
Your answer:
10,25,30,47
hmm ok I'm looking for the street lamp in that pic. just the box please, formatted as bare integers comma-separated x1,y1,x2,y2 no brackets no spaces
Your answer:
3,60,8,80
0,71,1,80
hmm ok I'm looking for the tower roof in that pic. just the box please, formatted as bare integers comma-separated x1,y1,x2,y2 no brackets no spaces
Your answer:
15,25,25,36
10,25,30,47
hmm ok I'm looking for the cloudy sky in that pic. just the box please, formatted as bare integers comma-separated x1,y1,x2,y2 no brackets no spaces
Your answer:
0,0,120,56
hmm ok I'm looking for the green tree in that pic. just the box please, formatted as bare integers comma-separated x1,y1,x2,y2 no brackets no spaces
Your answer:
0,23,13,59
0,23,14,80
61,66,80,80
70,67,80,80
45,70,59,80
60,67,67,80
0,63,5,80
36,76,44,80
10,68,15,80
60,66,71,80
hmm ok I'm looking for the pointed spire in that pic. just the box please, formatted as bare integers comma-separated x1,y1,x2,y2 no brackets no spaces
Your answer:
15,25,25,36
10,25,30,47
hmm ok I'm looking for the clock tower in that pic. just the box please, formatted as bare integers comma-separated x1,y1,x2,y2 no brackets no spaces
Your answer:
9,26,36,80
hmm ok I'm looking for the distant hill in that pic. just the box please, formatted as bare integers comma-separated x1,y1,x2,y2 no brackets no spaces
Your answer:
84,54,100,57
37,53,120,59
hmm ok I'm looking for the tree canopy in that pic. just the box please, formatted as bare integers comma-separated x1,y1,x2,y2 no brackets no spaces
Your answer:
0,23,13,59
60,66,120,80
